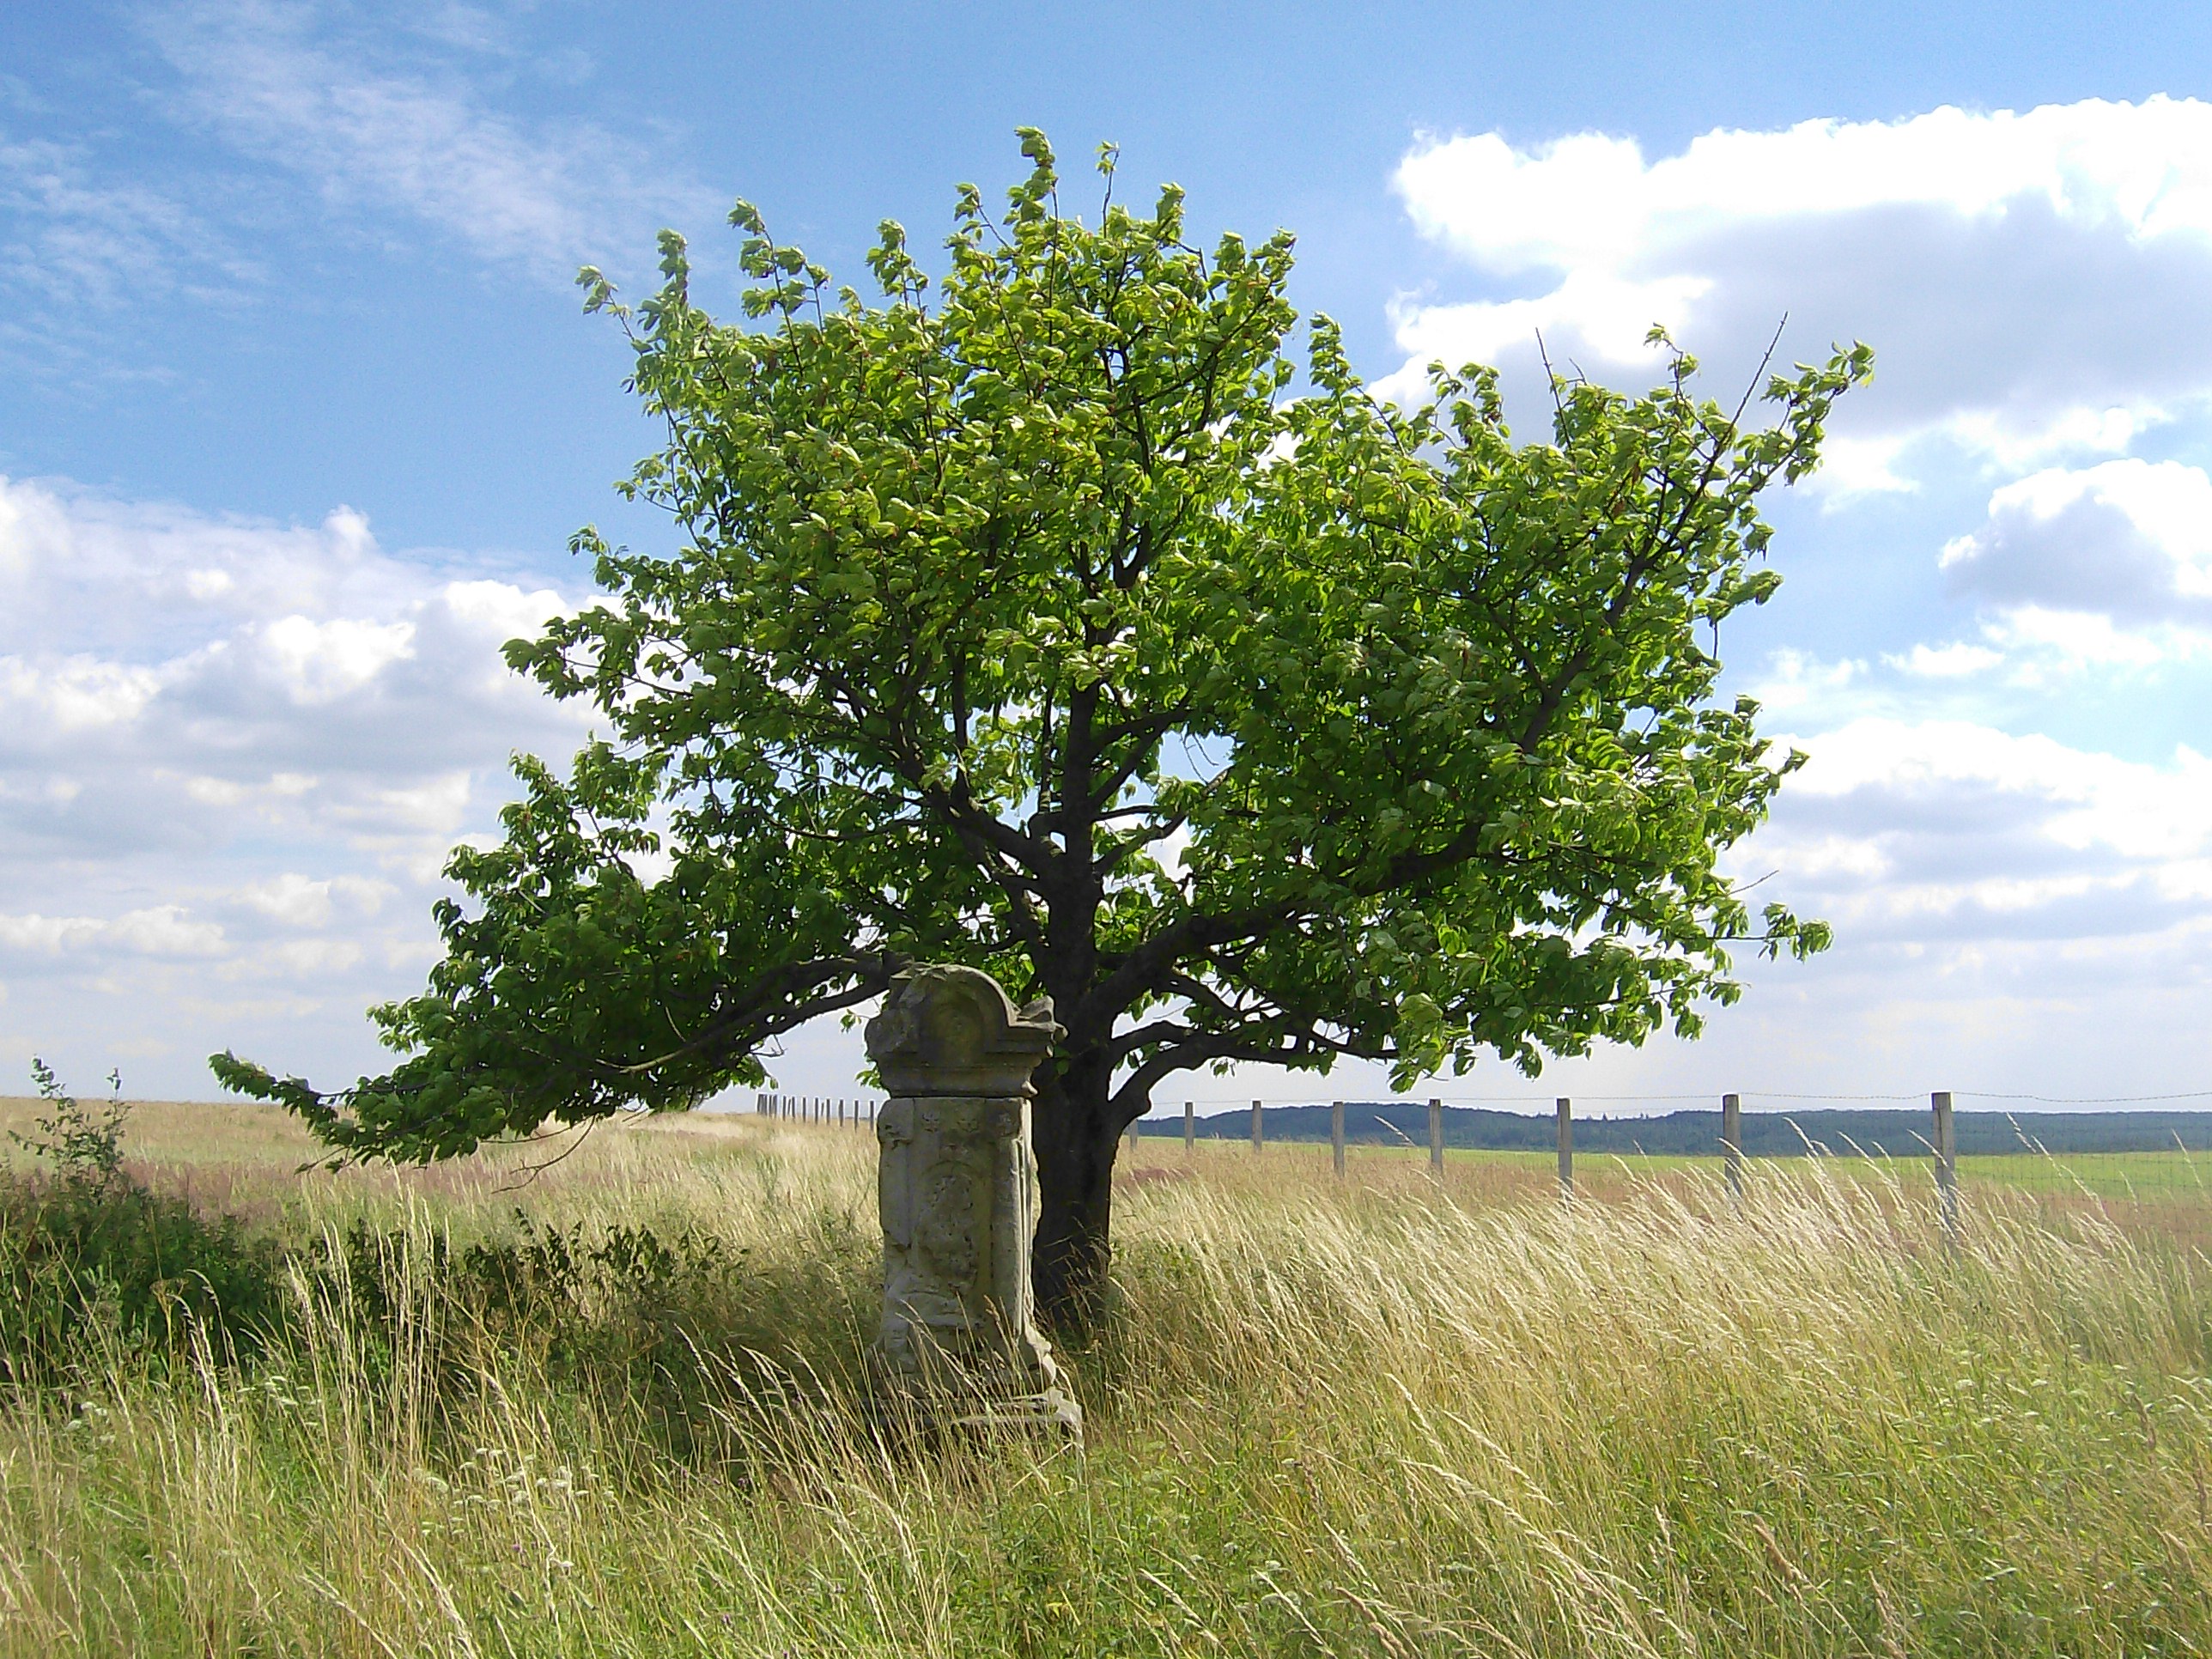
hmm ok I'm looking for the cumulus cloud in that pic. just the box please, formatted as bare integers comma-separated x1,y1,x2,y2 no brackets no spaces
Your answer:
1399,100,2212,279
0,473,592,1091
0,906,228,961
1474,714,2212,1103
1668,717,2212,1094
1386,98,2212,479
1887,642,2006,679
1747,649,1862,713
1779,719,2212,867
1942,458,2212,623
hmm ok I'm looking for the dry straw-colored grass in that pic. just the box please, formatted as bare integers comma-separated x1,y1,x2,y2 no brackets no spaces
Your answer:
2,1104,2209,1654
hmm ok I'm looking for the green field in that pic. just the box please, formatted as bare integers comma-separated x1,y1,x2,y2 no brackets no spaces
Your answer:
4,1098,2212,1654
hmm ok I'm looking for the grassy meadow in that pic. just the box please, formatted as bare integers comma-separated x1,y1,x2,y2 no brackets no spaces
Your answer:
3,1097,2212,1655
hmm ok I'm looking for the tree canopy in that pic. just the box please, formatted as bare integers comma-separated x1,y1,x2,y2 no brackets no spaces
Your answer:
214,132,1868,1320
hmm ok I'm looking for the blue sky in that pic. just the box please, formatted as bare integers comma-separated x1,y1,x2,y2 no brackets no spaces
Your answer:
8,1,2212,1111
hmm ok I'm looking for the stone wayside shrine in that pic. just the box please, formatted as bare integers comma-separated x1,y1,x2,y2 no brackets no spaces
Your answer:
864,964,1084,1442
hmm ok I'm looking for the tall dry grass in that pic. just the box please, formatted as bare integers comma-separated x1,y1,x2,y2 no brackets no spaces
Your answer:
1,1112,2209,1655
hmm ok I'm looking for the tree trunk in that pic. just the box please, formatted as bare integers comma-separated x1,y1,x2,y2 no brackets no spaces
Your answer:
1029,1052,1125,1334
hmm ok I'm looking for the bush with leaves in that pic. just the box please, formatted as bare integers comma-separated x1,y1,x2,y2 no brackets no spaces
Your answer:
0,1062,287,1388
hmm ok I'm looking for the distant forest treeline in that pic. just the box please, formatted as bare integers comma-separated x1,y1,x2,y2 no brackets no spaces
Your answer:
1136,1103,2212,1157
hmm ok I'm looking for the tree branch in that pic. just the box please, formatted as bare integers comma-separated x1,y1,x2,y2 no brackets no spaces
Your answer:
607,948,909,1075
1106,1019,1397,1123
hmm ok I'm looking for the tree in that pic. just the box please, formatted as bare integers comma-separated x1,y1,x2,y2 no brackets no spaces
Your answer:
213,133,1868,1326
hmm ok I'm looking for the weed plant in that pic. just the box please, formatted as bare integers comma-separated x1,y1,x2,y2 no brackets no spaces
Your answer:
0,1066,285,1388
0,1113,2209,1654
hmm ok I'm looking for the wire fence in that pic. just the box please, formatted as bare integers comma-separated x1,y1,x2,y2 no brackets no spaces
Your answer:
1116,1091,2212,1249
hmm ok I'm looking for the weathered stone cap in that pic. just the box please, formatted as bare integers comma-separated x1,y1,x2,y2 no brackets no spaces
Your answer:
865,963,1061,1098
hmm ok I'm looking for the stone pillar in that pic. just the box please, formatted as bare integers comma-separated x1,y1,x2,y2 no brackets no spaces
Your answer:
865,964,1082,1439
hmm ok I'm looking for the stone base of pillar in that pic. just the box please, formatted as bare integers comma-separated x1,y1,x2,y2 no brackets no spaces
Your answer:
867,1385,1085,1448
947,1387,1085,1439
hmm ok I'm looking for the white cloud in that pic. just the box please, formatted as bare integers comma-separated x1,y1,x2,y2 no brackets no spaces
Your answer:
0,133,257,313
0,657,164,727
1388,269,1713,374
1398,100,2212,277
150,0,718,282
256,614,418,702
1981,606,2176,675
107,906,230,957
0,471,593,1092
1386,98,2212,473
1638,714,2212,1097
1942,458,2212,622
1686,659,2212,1020
0,905,227,960
1748,648,1861,714
235,872,390,928
1945,403,2166,471
1771,716,2212,888
1798,433,1920,501
1888,642,2005,679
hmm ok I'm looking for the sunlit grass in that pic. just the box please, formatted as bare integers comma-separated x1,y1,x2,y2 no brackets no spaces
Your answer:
3,1104,2211,1654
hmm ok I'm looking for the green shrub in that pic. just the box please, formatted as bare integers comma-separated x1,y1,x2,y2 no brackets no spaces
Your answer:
0,1061,287,1387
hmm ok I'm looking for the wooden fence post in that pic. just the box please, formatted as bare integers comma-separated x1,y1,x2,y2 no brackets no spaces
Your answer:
1557,1097,1573,1201
1428,1097,1444,1175
1252,1100,1263,1154
1723,1092,1744,1203
1332,1100,1346,1180
1933,1090,1958,1240
1184,1100,1195,1154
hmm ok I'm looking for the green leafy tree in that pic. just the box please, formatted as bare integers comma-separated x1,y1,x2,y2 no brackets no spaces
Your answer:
214,133,1867,1324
